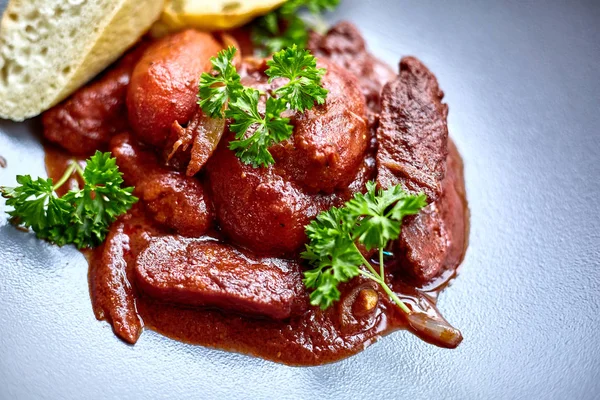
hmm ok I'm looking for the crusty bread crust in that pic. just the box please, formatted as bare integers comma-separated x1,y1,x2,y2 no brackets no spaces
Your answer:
0,0,164,121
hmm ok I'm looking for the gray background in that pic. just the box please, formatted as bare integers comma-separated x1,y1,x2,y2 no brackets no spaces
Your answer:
1,0,599,399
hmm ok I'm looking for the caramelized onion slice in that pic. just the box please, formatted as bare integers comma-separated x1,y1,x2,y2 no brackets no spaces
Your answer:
406,311,463,348
188,114,226,176
169,110,226,176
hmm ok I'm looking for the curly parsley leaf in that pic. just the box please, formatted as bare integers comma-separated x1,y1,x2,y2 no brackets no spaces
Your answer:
227,88,293,167
346,182,428,250
197,46,243,118
301,182,427,312
301,207,363,308
252,14,309,57
252,0,341,55
281,0,341,15
266,45,328,111
2,175,72,236
198,44,327,168
1,151,137,249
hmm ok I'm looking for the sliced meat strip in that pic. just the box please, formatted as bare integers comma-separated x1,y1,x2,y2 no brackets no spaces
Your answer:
41,42,147,156
376,56,449,202
89,206,160,344
110,133,214,237
395,203,449,282
135,236,308,319
395,140,468,282
308,21,396,114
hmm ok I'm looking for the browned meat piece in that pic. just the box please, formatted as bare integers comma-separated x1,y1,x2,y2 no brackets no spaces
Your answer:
437,140,469,269
110,133,214,237
127,30,222,147
271,59,369,194
308,21,396,113
41,43,147,156
206,134,335,256
89,207,161,344
376,56,449,202
90,217,142,344
395,203,449,282
395,140,469,282
135,236,308,319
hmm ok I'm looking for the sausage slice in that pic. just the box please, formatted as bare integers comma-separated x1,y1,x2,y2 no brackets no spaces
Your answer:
135,236,308,319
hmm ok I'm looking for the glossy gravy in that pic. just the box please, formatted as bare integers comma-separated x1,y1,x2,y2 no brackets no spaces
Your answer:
44,140,468,366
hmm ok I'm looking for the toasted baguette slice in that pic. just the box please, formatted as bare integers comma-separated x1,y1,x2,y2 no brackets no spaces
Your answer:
0,0,164,121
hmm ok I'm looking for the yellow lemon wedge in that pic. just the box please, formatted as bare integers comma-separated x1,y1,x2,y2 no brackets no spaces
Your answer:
158,0,286,32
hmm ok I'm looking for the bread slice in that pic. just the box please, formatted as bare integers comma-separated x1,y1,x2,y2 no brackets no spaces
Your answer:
0,0,164,121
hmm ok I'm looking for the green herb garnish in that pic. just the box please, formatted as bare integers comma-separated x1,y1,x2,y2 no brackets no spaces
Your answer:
197,46,243,118
197,45,327,167
265,45,327,111
227,89,293,167
301,182,427,312
252,0,341,55
0,151,137,249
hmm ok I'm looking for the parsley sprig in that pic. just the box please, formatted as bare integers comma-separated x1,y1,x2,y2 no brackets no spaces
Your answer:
266,46,327,111
227,90,293,166
252,0,341,55
301,182,427,312
0,151,137,249
197,47,243,118
197,45,327,167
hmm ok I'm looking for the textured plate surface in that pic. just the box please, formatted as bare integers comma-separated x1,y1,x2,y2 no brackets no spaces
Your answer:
1,0,599,399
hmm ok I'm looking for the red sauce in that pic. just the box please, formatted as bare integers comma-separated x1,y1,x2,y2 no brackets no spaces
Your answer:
43,139,468,366
40,24,470,366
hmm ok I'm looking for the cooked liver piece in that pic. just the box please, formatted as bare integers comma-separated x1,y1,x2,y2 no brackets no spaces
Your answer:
308,21,396,113
41,43,147,156
110,133,213,237
376,56,449,202
396,140,468,282
135,236,308,319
